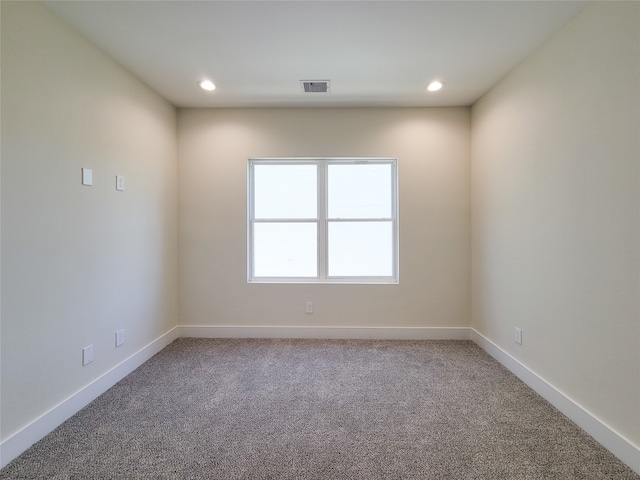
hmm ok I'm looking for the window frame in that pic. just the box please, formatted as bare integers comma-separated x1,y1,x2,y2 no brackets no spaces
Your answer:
247,157,399,284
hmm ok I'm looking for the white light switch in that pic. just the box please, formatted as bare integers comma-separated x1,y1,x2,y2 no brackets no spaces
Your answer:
116,175,125,191
82,168,93,186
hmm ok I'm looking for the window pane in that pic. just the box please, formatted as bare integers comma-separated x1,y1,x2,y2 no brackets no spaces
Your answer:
254,164,317,219
328,221,393,277
328,164,392,219
254,223,317,277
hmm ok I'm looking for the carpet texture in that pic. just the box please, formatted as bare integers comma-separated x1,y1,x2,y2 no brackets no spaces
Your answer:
1,338,638,479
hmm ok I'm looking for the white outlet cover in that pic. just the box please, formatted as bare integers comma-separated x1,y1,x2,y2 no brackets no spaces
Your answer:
116,329,125,347
305,301,313,314
82,344,94,365
116,175,125,191
514,327,523,345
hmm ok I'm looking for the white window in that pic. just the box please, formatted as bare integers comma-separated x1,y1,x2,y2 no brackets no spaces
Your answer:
247,158,399,284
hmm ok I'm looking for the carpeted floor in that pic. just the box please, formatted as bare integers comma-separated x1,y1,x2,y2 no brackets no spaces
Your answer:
1,338,638,479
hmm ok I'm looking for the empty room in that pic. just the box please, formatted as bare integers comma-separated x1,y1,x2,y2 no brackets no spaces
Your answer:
1,1,638,478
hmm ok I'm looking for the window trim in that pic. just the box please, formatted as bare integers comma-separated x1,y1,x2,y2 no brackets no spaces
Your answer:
247,157,399,284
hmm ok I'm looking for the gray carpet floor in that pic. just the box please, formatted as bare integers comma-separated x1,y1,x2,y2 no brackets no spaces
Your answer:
1,338,638,479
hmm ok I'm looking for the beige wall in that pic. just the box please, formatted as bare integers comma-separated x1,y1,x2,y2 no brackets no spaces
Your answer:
178,108,470,329
471,1,639,446
1,2,178,440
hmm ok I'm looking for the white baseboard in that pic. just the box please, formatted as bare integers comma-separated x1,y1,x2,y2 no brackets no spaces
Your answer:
178,325,471,340
470,329,640,476
0,327,179,469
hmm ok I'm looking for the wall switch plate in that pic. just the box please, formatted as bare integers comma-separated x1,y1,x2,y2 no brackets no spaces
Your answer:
116,175,125,191
82,344,94,365
82,168,93,186
305,301,313,314
514,327,523,345
115,329,125,347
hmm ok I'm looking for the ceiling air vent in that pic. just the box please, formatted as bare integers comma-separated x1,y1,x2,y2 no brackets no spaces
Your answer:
300,80,331,93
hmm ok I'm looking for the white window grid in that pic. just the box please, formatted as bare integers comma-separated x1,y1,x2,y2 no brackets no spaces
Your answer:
247,157,399,284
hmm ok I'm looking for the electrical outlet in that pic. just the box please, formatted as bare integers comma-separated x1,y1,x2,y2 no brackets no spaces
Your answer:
115,329,125,347
514,327,523,345
82,345,94,366
305,301,313,314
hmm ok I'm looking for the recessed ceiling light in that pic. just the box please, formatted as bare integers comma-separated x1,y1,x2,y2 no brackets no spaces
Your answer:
426,80,445,92
198,80,216,91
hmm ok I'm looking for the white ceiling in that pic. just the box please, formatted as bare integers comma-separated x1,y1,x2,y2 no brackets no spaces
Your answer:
43,1,587,108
